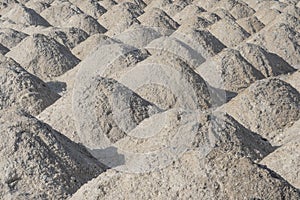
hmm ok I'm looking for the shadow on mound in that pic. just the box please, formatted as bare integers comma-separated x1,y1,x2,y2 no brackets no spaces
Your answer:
89,146,126,169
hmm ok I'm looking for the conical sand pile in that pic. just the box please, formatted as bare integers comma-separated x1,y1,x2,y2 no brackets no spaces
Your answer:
221,78,300,138
1,0,300,199
0,109,105,199
0,55,60,115
6,33,80,80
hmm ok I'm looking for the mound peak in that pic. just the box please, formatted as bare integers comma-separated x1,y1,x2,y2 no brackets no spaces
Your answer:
222,78,300,138
0,56,60,115
6,33,80,80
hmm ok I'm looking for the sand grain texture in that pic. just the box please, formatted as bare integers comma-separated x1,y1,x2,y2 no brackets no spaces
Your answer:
1,0,300,199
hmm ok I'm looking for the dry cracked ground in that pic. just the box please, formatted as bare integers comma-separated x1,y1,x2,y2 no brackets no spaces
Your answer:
0,0,300,199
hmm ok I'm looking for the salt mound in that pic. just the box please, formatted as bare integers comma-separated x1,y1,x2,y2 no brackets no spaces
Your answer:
194,0,217,11
198,11,221,24
114,108,274,159
0,109,105,200
249,22,300,66
114,0,147,9
261,119,300,189
40,1,107,35
138,7,179,31
237,0,257,9
0,28,28,49
69,112,298,199
174,6,222,30
198,0,255,19
6,33,80,80
2,4,50,27
195,112,274,161
177,15,213,30
41,27,89,49
237,43,296,77
197,48,264,93
0,43,9,55
118,52,212,110
25,0,51,13
66,13,107,35
69,0,107,18
98,2,143,36
209,17,250,47
146,36,206,68
173,4,205,24
23,26,89,49
89,45,149,80
222,78,300,138
143,0,174,12
212,8,236,21
72,34,116,60
227,1,255,19
91,109,273,172
254,8,281,25
73,76,161,148
144,0,193,17
253,0,287,12
40,1,84,27
1,0,300,198
40,0,107,34
46,45,150,143
97,0,117,10
236,16,265,34
208,0,237,11
73,43,147,84
113,24,163,48
172,28,226,59
19,24,51,36
0,56,59,115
